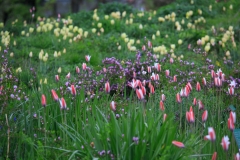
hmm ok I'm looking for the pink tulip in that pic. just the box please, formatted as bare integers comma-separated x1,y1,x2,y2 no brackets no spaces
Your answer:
66,72,70,79
55,75,59,82
202,110,208,123
68,85,76,96
212,152,217,160
228,86,234,95
148,40,152,48
196,82,201,91
165,70,170,77
228,118,235,131
211,70,215,78
163,113,167,122
198,100,204,110
85,55,91,62
161,94,166,102
173,75,177,82
154,63,161,72
110,101,116,111
128,79,138,89
220,136,230,151
186,106,195,123
230,111,236,124
82,63,87,70
136,88,144,100
41,94,46,107
51,89,59,101
176,93,182,103
235,153,240,160
204,127,216,141
172,141,185,148
202,77,207,86
159,100,165,111
149,84,154,94
59,97,67,110
76,66,80,73
147,66,151,73
105,82,110,93
141,86,146,95
193,98,197,106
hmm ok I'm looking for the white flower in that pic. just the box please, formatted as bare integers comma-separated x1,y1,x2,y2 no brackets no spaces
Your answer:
229,80,237,88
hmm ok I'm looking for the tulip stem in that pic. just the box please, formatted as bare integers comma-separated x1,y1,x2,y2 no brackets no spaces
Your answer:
43,107,47,157
180,103,182,133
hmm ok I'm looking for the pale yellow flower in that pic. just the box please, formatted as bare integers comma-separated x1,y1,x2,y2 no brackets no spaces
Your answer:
58,67,61,73
111,20,115,25
178,39,183,45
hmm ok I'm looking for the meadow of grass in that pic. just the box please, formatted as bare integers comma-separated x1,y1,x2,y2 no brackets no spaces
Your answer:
1,0,240,159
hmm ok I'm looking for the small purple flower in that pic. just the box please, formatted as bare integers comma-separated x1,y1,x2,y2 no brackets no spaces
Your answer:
132,137,139,144
33,113,37,118
10,94,15,98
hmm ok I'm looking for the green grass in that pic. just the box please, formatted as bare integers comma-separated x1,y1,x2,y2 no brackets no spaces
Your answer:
1,0,240,159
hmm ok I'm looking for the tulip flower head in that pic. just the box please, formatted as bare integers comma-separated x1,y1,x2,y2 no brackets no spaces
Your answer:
165,70,170,77
235,153,240,160
173,75,177,82
229,80,237,88
163,113,167,122
228,118,235,131
172,141,185,148
176,93,182,103
41,94,46,107
55,75,59,82
186,106,195,123
76,66,80,73
141,85,146,95
214,77,222,87
136,88,144,100
161,94,166,102
202,110,208,123
142,45,146,51
51,89,59,101
128,79,138,89
85,55,91,62
216,68,222,78
202,77,207,86
148,40,152,48
110,101,116,111
159,100,165,111
147,66,152,73
193,98,197,106
211,70,216,78
149,84,155,94
196,82,201,91
212,152,217,160
230,111,236,124
204,127,216,141
228,86,234,95
66,72,70,79
105,82,110,93
82,63,87,70
221,136,230,151
150,73,159,81
198,100,204,110
154,63,161,72
59,97,67,110
68,85,76,96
